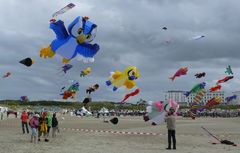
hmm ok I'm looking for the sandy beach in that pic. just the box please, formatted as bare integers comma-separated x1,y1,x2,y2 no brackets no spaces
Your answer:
0,115,239,153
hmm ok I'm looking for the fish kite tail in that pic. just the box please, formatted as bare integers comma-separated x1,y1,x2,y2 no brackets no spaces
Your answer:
169,76,175,81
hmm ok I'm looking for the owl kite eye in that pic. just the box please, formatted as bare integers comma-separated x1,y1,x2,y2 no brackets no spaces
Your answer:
129,70,135,76
86,34,91,39
78,28,83,35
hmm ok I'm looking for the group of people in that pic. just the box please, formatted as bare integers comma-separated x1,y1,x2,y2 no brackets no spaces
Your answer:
20,111,59,143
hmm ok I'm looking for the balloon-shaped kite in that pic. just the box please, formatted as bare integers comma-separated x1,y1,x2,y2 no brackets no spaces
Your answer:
225,65,233,75
52,3,75,18
184,82,206,97
217,76,233,84
80,67,91,77
169,67,188,81
144,99,179,125
106,66,140,91
209,85,221,92
40,16,100,63
19,58,34,67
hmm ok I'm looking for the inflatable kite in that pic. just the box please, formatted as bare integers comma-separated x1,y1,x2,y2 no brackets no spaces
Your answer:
193,88,206,105
205,96,222,109
52,3,75,18
2,72,11,78
20,96,29,102
60,82,79,100
225,95,237,104
184,82,206,97
225,65,233,75
19,58,34,67
61,64,73,74
169,67,188,81
86,84,99,95
80,67,91,77
106,66,140,91
209,85,221,92
144,99,179,125
40,16,100,63
217,76,233,84
120,88,140,104
195,72,206,78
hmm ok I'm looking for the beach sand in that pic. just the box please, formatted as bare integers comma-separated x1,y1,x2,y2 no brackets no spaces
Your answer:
0,115,239,153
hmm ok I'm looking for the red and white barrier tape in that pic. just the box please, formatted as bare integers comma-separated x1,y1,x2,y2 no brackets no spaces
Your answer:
61,128,162,136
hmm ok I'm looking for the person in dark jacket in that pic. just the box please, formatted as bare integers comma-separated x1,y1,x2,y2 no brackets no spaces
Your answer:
52,113,58,138
166,107,176,150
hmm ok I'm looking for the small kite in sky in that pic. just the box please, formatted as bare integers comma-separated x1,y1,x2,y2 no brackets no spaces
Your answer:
52,3,75,18
169,67,188,81
19,58,34,67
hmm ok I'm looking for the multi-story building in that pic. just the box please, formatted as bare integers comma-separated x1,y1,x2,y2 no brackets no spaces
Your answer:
165,90,225,106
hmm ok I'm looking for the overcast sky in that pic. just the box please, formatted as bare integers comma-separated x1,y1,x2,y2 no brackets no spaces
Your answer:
0,0,239,102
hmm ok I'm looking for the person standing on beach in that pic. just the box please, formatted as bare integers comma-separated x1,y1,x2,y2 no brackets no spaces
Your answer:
52,113,58,138
20,111,29,134
38,112,49,142
29,114,39,143
166,107,176,150
46,112,52,138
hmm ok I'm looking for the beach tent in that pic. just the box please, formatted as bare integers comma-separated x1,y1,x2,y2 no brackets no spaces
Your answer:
99,107,109,114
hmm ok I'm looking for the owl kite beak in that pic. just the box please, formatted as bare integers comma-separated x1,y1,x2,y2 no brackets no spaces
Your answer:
76,34,86,44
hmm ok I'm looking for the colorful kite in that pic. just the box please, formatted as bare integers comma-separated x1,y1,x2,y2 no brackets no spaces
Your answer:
19,58,34,67
86,84,99,95
120,88,140,104
205,96,222,109
225,65,233,75
193,88,206,105
184,82,206,97
217,76,233,84
144,99,179,125
195,72,206,78
209,85,221,92
225,95,237,104
169,67,188,81
52,3,75,18
80,67,91,77
60,82,79,100
61,64,73,74
40,16,100,63
106,66,140,91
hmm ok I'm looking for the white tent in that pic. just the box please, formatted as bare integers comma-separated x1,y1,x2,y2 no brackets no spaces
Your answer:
99,107,109,114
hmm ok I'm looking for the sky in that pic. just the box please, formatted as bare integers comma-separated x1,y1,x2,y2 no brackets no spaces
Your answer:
0,0,240,103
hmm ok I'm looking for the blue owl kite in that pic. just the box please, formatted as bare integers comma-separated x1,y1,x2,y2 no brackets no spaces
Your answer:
40,16,100,63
